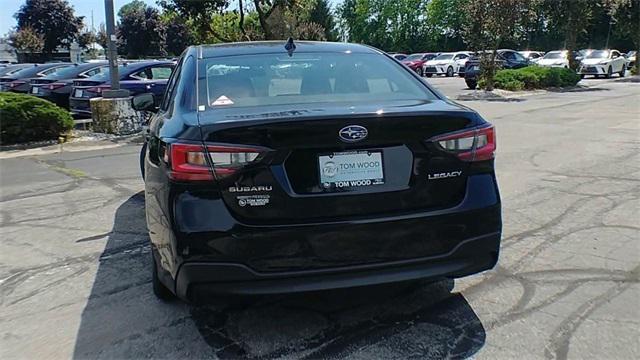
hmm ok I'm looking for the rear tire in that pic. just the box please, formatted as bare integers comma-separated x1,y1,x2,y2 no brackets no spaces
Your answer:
139,142,147,180
417,68,424,77
465,79,477,89
446,66,454,77
152,251,175,301
619,67,625,77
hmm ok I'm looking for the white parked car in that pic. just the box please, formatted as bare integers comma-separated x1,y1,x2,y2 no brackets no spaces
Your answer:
423,51,471,77
578,49,627,78
537,50,570,68
519,51,545,64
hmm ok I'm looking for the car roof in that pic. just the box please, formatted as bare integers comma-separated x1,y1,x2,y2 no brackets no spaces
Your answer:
197,41,381,59
2,63,72,78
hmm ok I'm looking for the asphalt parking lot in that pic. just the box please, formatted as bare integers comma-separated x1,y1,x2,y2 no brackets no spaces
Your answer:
1,75,638,359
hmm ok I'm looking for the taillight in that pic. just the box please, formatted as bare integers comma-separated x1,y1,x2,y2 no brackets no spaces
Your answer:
47,83,65,90
167,143,264,181
9,80,25,88
87,85,110,94
431,125,496,161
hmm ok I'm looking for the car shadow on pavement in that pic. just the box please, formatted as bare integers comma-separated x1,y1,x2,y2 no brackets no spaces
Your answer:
73,192,486,359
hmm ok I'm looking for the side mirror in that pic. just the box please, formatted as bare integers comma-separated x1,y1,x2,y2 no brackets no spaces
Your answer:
131,93,156,112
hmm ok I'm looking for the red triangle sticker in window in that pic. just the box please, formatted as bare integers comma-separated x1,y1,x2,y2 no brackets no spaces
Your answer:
212,95,234,106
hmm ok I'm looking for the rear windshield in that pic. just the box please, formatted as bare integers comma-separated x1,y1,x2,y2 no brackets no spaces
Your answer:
405,53,424,60
203,52,435,109
434,54,453,60
9,64,70,78
47,65,88,77
586,50,608,59
543,52,564,59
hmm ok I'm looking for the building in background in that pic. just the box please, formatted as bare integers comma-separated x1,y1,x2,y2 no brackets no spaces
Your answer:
0,38,18,63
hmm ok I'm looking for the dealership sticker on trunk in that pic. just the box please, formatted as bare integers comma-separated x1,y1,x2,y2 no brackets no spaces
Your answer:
237,195,270,207
212,95,234,106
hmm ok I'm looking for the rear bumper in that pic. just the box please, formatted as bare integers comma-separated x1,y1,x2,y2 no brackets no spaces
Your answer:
176,231,500,301
161,173,502,301
69,97,92,115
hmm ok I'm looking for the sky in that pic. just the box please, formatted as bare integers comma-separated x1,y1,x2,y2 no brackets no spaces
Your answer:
0,0,342,37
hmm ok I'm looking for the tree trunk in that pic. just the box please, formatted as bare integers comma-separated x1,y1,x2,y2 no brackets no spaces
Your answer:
254,0,274,40
238,0,250,41
565,6,579,70
484,49,498,91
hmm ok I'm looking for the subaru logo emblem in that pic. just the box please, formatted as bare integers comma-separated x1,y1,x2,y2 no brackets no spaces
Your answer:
339,125,368,142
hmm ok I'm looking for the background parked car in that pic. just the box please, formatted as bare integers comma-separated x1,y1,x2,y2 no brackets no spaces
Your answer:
423,51,471,77
626,51,636,69
0,63,36,77
401,53,438,76
0,63,72,92
518,51,545,64
69,60,175,116
389,53,408,61
30,62,108,109
578,49,626,78
536,50,570,68
576,49,594,62
464,49,530,89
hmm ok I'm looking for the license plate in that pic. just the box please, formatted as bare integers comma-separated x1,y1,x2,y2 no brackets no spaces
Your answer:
75,89,83,97
319,151,384,188
472,65,480,71
31,87,39,94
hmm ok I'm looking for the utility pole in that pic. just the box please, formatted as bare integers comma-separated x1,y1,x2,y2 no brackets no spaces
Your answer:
103,0,128,97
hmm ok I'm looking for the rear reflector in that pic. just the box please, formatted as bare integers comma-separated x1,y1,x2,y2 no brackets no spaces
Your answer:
9,81,26,88
86,85,111,94
168,143,265,181
431,125,496,161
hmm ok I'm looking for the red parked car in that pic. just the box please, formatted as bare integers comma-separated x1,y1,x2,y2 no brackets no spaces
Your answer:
401,53,439,76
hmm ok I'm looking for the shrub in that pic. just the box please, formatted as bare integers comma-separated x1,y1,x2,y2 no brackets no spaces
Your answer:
0,92,74,144
484,66,581,91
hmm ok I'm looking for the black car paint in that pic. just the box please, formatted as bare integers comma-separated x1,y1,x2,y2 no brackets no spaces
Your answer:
464,50,530,88
0,63,72,93
142,42,502,301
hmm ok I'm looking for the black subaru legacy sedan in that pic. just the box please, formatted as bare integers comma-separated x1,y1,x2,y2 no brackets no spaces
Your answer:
135,41,501,302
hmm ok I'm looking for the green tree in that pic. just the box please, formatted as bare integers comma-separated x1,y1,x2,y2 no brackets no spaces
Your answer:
542,0,600,69
14,0,83,55
609,0,640,74
8,27,44,53
308,0,337,41
161,12,196,55
425,0,469,51
463,0,532,90
77,29,98,59
338,0,429,52
158,0,233,42
77,29,96,50
117,1,166,58
96,23,109,50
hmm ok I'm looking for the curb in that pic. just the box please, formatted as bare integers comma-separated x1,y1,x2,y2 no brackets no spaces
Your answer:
0,133,143,159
